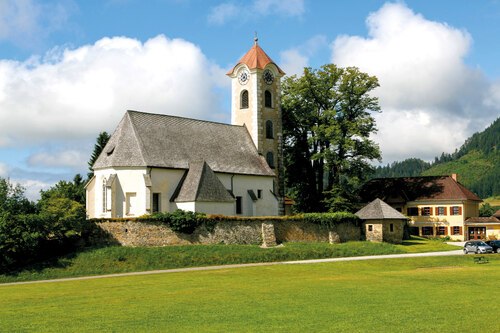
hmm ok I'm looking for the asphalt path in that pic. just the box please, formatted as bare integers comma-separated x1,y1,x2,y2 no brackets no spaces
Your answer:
0,247,465,287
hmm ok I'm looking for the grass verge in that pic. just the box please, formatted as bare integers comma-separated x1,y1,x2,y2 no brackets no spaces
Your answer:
0,255,498,332
0,237,458,283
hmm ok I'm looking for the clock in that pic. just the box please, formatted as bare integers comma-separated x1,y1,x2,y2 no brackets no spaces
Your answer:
263,69,274,85
238,69,249,85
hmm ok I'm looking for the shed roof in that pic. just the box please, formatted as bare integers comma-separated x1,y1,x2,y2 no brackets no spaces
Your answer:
355,198,408,220
93,110,274,177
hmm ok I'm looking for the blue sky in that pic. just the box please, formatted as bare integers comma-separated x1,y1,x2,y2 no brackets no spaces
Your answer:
1,0,499,199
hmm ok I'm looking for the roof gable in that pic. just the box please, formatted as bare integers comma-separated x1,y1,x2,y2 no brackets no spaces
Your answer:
356,198,407,220
174,161,234,203
360,176,482,203
93,111,274,177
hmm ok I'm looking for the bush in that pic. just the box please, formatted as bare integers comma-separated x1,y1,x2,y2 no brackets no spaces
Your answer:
302,212,360,229
151,210,206,234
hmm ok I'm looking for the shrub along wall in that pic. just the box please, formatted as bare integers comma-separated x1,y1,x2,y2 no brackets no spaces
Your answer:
91,212,362,247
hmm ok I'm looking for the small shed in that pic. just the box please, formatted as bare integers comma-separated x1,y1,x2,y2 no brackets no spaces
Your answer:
355,198,407,244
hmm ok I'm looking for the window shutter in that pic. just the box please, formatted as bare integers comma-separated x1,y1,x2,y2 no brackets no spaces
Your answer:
434,207,438,215
445,227,448,235
444,207,447,215
458,206,462,215
459,226,462,235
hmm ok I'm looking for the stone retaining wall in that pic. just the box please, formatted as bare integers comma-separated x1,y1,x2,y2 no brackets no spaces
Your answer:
93,218,361,247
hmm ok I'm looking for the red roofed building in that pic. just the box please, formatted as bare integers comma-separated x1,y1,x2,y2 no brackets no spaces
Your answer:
360,174,497,240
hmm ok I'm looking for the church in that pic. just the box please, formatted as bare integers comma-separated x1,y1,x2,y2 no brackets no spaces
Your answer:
85,39,285,218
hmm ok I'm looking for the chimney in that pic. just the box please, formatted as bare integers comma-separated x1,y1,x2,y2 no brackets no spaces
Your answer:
451,173,458,182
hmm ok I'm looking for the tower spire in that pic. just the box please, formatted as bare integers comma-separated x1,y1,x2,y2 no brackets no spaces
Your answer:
254,32,258,45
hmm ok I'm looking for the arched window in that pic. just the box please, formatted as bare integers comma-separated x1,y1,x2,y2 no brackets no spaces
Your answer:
265,120,273,139
266,151,275,169
241,90,249,109
265,90,272,108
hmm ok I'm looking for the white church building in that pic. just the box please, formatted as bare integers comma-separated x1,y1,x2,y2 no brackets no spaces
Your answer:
86,39,285,218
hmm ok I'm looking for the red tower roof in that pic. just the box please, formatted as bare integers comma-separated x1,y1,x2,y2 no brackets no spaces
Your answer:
227,39,284,75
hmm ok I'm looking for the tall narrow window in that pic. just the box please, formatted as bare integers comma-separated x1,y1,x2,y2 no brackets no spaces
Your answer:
102,178,107,213
265,90,272,108
236,196,242,214
241,90,249,109
152,193,160,213
265,120,274,139
266,151,275,168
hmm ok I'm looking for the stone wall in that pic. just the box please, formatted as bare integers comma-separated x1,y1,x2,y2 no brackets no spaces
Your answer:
362,219,405,244
92,218,362,247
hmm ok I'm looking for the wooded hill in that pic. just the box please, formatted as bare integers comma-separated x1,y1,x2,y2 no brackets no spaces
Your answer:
373,117,500,198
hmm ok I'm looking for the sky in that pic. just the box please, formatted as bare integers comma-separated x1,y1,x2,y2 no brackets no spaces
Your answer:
1,0,499,200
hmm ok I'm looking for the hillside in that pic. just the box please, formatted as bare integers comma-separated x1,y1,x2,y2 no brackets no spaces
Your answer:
373,117,500,198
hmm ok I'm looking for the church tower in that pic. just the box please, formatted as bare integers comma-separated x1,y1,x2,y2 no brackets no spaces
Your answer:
227,38,285,215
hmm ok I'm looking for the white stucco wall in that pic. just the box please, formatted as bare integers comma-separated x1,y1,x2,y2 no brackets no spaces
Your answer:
88,167,278,218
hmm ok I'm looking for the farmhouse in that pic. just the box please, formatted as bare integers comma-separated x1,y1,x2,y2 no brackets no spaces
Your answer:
360,174,498,241
86,39,285,218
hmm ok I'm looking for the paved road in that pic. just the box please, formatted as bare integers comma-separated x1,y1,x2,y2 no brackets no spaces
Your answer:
0,249,464,287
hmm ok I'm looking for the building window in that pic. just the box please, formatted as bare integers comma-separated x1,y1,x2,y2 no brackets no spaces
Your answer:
266,151,275,168
265,90,272,108
265,120,274,139
241,90,249,109
436,207,446,216
407,207,418,216
102,178,107,213
368,225,373,232
450,206,462,215
422,226,433,236
422,207,432,216
390,223,394,232
452,226,462,235
436,226,447,236
257,189,262,199
152,193,160,213
236,196,242,214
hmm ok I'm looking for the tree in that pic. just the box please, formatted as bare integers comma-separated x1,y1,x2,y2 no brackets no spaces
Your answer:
87,131,110,180
0,178,36,215
282,65,381,212
39,174,86,205
479,203,496,217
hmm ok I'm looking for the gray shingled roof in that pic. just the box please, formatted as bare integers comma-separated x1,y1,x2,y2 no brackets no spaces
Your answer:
355,198,407,220
93,110,275,177
174,161,234,203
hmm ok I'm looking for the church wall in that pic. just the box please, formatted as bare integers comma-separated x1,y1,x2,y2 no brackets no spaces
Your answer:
149,168,185,213
85,176,96,219
217,173,278,216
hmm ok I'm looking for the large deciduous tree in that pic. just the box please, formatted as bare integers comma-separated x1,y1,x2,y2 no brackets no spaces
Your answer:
282,64,381,212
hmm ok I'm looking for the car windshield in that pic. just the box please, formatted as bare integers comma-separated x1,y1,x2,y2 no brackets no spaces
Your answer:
477,242,487,246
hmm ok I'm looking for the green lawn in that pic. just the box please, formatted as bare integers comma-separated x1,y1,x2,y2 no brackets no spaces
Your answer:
1,255,498,332
0,237,458,283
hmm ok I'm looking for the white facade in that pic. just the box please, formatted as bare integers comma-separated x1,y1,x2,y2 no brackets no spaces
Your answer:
87,167,278,218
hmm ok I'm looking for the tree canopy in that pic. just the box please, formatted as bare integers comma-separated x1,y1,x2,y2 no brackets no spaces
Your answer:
282,64,381,212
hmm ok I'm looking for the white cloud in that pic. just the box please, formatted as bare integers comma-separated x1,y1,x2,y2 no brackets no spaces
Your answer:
331,2,500,163
27,149,88,169
14,178,52,201
0,35,227,147
207,3,239,25
279,35,327,76
208,0,304,25
0,0,73,48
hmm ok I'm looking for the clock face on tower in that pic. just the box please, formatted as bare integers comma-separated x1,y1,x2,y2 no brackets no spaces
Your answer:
263,69,274,85
238,69,249,85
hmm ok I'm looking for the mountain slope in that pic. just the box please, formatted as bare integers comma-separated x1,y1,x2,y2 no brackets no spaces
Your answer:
373,117,500,198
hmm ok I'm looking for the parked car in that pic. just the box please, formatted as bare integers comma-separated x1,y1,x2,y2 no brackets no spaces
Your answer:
485,240,500,253
463,241,493,254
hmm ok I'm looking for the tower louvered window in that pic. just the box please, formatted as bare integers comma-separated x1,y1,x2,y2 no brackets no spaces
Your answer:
265,90,272,108
241,90,249,109
266,151,275,168
266,120,273,139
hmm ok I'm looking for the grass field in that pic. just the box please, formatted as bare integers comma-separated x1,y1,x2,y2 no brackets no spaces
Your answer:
483,195,500,207
0,237,458,283
1,255,499,332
